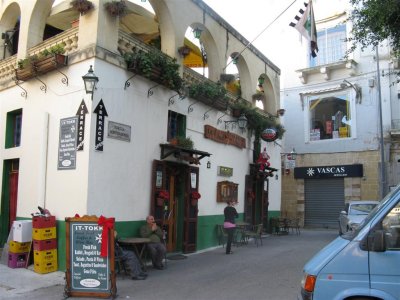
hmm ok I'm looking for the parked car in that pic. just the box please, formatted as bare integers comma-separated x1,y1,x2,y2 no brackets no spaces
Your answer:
338,200,379,235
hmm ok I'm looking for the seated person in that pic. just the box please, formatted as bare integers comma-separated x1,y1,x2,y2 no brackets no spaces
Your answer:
140,215,166,270
115,233,148,280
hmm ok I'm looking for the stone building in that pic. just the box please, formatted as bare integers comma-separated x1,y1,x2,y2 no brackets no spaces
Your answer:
0,0,283,270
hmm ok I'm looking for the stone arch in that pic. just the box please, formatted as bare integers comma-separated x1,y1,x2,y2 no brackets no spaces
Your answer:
231,52,252,102
27,0,54,48
257,74,277,114
0,2,21,58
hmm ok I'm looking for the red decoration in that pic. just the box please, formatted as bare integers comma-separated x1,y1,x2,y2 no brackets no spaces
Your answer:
97,215,115,258
256,147,270,171
158,190,170,200
247,190,255,199
190,191,201,200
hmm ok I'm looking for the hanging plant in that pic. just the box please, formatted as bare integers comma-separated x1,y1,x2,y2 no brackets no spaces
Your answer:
158,190,170,200
70,0,94,15
104,0,128,18
190,191,201,200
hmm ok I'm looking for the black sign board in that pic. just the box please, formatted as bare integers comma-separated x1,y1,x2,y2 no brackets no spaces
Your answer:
93,99,108,151
65,215,116,298
76,100,88,151
294,164,363,179
58,116,78,170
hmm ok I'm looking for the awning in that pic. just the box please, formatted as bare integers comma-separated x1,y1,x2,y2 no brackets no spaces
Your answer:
160,143,211,165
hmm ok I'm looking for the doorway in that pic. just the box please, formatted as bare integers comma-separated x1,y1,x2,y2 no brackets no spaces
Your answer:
1,159,19,246
151,160,199,253
244,173,269,231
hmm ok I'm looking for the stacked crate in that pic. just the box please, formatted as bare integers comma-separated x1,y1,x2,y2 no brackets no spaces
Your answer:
8,220,32,268
32,216,58,274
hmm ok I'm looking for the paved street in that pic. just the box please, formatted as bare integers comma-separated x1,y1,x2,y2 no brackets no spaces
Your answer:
0,229,337,300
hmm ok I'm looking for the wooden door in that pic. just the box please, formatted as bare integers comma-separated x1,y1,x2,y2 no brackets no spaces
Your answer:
9,171,18,229
183,166,199,253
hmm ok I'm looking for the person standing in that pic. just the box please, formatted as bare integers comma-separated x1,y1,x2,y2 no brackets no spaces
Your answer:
140,215,166,269
224,200,238,254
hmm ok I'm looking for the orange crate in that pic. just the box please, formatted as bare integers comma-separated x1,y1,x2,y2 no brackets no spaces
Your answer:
34,260,58,274
32,227,56,240
9,241,31,253
34,249,57,264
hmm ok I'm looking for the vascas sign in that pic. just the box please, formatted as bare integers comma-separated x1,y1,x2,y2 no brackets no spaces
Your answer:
260,128,278,142
294,164,363,179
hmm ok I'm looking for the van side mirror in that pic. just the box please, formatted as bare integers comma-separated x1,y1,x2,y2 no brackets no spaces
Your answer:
366,230,386,252
340,210,347,215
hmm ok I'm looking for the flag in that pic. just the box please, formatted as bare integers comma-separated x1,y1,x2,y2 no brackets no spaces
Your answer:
289,0,318,57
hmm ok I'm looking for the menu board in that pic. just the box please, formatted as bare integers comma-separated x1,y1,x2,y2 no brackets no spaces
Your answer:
65,216,116,298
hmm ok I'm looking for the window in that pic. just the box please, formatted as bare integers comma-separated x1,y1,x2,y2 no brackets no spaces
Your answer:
382,204,400,250
167,110,186,141
5,109,22,148
310,24,346,67
307,92,353,141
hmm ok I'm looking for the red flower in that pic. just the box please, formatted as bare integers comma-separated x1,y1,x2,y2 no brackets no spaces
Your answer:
158,190,169,200
190,191,201,200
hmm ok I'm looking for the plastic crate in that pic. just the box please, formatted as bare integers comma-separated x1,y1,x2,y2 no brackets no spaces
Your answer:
32,216,56,228
12,220,32,243
8,252,29,268
33,249,57,264
33,239,57,251
34,260,58,274
32,227,56,240
9,241,31,253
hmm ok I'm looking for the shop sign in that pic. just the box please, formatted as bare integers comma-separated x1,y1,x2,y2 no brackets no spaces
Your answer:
260,128,278,142
58,116,78,170
218,166,233,177
107,121,131,142
294,164,363,179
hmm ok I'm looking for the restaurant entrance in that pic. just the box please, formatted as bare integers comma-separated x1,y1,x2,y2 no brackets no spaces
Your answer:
151,160,199,253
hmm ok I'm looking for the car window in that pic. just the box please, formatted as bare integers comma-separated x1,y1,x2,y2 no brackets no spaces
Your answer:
382,204,400,250
349,203,378,215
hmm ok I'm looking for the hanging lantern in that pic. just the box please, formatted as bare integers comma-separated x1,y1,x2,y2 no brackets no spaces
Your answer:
193,28,202,39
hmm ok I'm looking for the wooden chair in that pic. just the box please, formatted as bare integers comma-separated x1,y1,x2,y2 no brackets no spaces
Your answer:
243,224,263,247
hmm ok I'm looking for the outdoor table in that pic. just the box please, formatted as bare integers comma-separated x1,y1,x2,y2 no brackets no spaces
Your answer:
118,237,151,271
235,221,250,245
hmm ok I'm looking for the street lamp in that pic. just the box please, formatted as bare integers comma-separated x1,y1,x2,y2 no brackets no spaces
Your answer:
192,28,202,39
82,65,99,100
225,113,248,130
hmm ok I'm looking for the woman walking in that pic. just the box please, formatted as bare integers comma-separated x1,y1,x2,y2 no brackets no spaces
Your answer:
223,200,238,254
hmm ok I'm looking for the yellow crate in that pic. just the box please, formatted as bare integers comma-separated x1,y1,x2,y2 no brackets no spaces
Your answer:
34,249,57,264
9,241,31,253
32,227,56,240
34,260,58,274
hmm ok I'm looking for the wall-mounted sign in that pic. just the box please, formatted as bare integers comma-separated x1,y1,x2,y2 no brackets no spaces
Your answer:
75,100,88,151
93,99,108,151
260,128,278,142
294,164,363,179
107,121,131,142
204,125,246,149
218,166,233,177
190,172,197,189
217,181,238,203
58,116,78,170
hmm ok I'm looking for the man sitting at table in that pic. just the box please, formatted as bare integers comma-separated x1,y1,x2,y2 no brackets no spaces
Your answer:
140,215,166,270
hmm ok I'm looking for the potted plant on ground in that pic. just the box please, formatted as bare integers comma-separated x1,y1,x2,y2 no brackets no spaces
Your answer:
190,191,201,206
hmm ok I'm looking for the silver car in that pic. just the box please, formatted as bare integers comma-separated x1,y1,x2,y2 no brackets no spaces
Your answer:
338,200,379,235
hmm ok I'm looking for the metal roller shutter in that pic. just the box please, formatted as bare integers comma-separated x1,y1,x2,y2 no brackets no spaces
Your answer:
304,178,344,228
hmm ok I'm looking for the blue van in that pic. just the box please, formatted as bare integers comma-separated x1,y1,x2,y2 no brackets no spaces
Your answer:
300,186,400,300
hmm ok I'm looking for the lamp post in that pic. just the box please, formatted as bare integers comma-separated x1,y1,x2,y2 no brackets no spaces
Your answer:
82,65,99,100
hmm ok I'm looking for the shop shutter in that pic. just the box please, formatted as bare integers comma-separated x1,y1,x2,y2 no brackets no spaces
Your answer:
304,178,344,228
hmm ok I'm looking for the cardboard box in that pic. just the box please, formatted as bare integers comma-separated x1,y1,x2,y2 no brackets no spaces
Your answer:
32,216,56,228
9,241,31,253
32,227,56,240
12,220,32,243
34,260,58,274
8,252,29,268
34,249,57,264
33,239,57,251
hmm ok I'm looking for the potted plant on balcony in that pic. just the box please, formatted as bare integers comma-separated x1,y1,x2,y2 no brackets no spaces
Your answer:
188,81,228,111
34,44,68,74
16,55,38,81
104,0,128,18
124,49,183,92
176,136,194,150
70,0,94,15
229,99,252,117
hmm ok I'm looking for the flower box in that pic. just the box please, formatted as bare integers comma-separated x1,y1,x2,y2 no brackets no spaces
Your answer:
15,64,36,81
35,54,68,74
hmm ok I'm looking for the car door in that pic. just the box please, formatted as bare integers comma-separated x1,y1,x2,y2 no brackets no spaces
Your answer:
369,203,400,299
